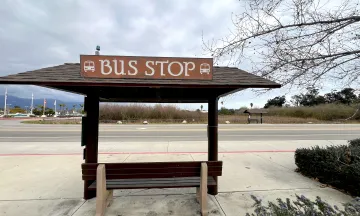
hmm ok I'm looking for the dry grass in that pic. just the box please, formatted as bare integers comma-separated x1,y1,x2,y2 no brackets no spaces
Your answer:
218,115,325,124
22,103,360,124
99,104,206,122
267,103,360,121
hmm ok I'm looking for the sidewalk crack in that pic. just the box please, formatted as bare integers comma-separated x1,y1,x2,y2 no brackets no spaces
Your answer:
214,195,227,216
70,200,86,216
122,154,131,162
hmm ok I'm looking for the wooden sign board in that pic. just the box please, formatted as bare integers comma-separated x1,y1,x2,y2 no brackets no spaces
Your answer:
80,55,213,80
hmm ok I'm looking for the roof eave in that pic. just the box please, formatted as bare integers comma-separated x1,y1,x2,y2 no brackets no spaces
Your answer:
0,80,281,89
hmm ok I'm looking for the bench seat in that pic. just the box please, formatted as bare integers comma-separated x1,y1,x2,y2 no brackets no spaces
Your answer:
88,176,217,190
82,161,222,216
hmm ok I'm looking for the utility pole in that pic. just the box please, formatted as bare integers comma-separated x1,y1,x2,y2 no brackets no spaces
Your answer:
30,93,34,115
43,98,46,116
54,100,57,117
4,88,7,115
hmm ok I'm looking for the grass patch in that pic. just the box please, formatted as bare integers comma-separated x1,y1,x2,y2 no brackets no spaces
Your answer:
22,115,326,124
268,103,360,121
21,103,360,124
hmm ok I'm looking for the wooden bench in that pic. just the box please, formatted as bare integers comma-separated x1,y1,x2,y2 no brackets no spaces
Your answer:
248,118,259,124
82,161,223,216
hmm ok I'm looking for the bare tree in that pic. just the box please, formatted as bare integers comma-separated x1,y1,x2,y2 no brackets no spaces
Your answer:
204,0,360,89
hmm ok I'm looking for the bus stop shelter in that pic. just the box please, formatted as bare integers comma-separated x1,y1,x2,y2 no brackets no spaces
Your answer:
0,54,280,199
244,109,268,124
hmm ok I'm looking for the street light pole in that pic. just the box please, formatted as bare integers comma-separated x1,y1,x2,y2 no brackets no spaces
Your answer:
30,93,34,115
4,88,7,115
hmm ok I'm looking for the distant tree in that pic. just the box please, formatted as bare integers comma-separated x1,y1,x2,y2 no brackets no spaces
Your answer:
36,104,44,113
9,107,25,114
250,103,253,108
324,90,339,104
32,108,42,116
45,108,55,116
59,103,66,115
264,96,286,108
295,87,326,106
325,88,357,105
218,107,236,115
291,95,302,107
13,105,21,109
200,105,203,111
339,88,357,105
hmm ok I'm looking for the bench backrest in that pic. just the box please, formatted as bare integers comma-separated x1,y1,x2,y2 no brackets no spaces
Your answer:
82,161,223,180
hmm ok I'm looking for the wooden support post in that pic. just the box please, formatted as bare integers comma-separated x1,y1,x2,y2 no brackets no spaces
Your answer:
207,97,218,195
200,163,208,216
83,95,100,200
96,164,107,216
95,164,113,216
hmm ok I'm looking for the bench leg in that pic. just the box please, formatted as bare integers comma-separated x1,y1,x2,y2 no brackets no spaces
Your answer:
84,180,96,200
107,190,113,207
96,164,108,216
200,163,208,216
196,187,200,202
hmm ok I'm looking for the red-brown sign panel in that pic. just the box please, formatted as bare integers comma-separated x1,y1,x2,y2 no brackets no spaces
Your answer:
80,55,213,80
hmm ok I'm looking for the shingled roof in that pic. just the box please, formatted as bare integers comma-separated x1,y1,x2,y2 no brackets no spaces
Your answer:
0,63,280,102
0,63,280,88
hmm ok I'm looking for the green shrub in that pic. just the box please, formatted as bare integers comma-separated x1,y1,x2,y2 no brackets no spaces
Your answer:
295,139,360,196
247,194,360,215
349,138,360,147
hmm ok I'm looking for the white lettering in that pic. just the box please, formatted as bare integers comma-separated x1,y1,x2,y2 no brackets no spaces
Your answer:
184,62,195,76
168,61,183,76
156,60,169,76
99,59,112,75
113,60,125,75
128,60,138,75
145,61,155,76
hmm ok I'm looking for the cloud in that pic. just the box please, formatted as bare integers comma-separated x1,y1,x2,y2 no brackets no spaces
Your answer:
3,0,339,109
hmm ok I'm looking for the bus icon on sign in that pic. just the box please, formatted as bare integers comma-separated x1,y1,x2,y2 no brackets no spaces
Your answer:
84,60,95,72
200,63,211,74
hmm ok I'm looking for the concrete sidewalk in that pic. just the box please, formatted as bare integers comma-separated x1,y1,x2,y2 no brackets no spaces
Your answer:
0,140,353,215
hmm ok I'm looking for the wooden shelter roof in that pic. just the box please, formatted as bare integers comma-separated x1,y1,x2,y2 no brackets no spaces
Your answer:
0,63,281,103
243,109,268,114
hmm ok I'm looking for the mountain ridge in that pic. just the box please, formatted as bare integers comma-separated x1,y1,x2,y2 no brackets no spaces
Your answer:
0,95,83,109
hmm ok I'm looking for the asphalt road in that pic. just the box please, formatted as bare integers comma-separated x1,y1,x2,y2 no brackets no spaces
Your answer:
0,120,359,142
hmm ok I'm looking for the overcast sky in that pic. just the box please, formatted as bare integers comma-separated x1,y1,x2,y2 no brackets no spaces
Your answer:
0,0,346,110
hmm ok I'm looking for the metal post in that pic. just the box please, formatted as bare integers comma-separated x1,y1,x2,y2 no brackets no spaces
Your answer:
261,113,263,124
83,95,100,199
4,88,7,115
208,96,218,195
30,93,34,115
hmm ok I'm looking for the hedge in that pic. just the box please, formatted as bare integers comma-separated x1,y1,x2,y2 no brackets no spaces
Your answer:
247,194,360,215
295,139,360,196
